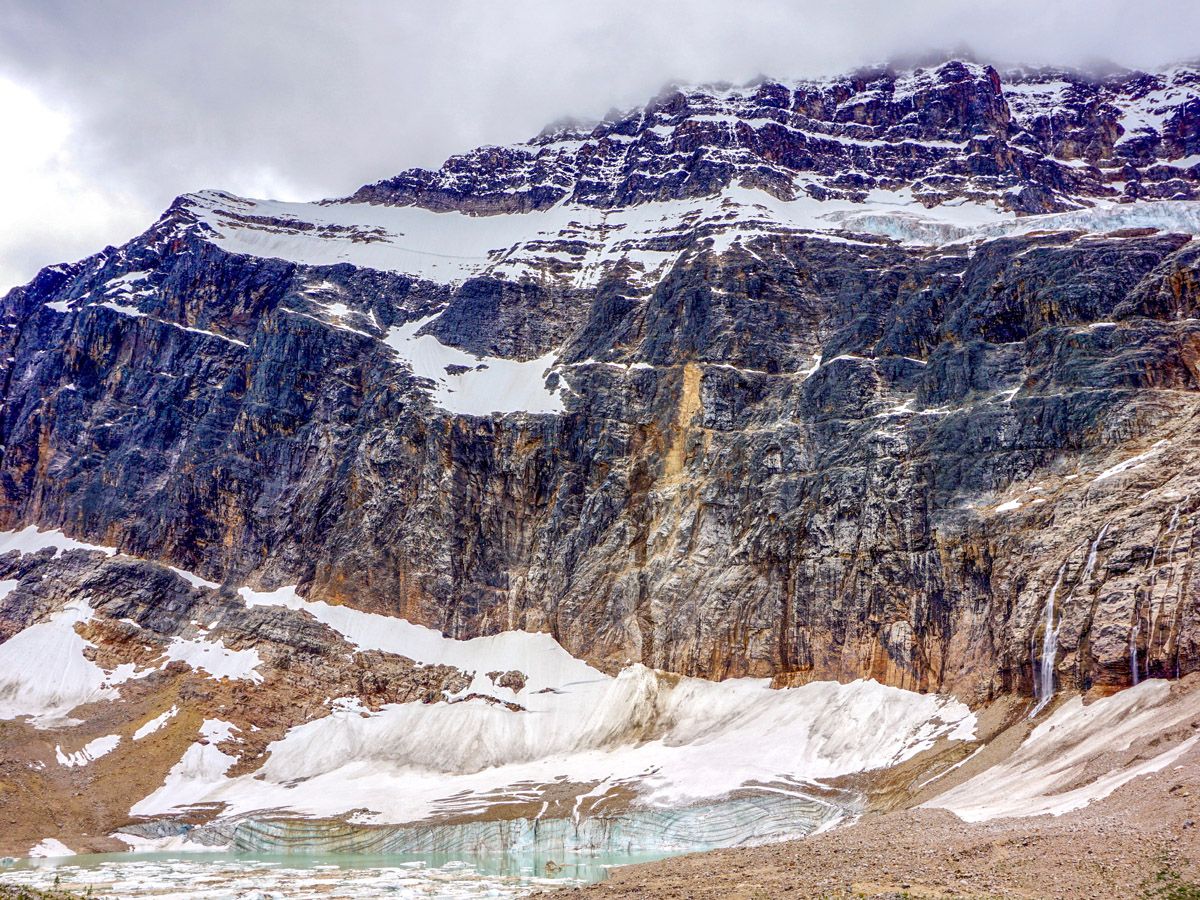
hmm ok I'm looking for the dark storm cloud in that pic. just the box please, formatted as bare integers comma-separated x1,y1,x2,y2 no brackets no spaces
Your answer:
0,0,1198,289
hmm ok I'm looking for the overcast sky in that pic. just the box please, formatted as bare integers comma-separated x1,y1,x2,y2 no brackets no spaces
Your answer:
1,0,1198,293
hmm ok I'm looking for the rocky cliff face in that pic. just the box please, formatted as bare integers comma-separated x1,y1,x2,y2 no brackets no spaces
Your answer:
3,59,1200,710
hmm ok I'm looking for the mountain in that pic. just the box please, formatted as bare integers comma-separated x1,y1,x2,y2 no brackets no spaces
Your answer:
355,59,1200,213
1,59,1199,865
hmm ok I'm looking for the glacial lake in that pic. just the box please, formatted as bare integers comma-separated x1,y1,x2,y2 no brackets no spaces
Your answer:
0,849,679,897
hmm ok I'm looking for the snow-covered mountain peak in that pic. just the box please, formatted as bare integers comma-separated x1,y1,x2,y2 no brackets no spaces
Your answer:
344,59,1198,219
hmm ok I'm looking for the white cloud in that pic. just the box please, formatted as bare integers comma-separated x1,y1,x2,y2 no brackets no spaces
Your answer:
0,77,151,292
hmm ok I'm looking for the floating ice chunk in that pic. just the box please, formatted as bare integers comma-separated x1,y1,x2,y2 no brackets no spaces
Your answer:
7,851,569,894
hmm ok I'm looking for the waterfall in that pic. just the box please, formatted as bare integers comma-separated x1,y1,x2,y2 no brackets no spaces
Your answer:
1150,500,1181,569
1130,612,1141,687
1146,499,1187,680
1031,564,1066,718
1031,523,1109,718
1168,501,1183,541
1148,626,1155,682
1146,586,1161,682
1079,523,1109,586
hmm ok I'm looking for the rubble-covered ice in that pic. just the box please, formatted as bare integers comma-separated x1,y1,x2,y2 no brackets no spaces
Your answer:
926,679,1200,821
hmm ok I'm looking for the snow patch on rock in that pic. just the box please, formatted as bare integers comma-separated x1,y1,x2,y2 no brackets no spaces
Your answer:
239,585,599,695
384,312,567,416
56,734,121,767
162,636,264,683
28,838,75,858
0,525,117,558
134,705,180,740
0,599,125,727
131,720,241,817
1093,439,1170,482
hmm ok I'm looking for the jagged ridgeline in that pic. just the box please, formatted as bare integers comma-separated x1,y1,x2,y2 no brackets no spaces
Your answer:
3,58,1200,710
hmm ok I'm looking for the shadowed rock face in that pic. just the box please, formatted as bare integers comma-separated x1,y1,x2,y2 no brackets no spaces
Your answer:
2,60,1200,706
